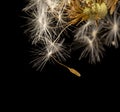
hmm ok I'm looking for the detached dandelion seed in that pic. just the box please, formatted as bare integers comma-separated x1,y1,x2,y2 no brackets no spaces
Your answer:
24,0,120,77
31,38,68,70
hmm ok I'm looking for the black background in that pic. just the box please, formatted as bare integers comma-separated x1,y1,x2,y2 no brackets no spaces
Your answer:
15,0,120,82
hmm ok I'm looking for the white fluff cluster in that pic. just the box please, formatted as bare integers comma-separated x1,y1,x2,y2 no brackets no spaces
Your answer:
23,0,120,70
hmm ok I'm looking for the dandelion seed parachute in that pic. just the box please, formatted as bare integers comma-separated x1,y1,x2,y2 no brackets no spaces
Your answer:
101,2,120,48
31,38,70,71
24,0,120,77
74,20,104,63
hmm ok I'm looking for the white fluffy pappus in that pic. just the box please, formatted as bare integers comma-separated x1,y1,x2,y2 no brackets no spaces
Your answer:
101,2,120,48
31,38,70,71
74,21,104,63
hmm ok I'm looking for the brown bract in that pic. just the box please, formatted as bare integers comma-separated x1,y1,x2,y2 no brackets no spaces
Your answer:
67,0,119,25
67,0,88,25
105,0,119,14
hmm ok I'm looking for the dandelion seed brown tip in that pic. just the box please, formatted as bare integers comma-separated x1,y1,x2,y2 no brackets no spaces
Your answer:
68,68,81,77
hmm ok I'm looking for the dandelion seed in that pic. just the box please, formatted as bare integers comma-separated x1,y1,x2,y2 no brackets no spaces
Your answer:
68,68,81,77
31,38,69,71
53,57,81,77
74,23,104,63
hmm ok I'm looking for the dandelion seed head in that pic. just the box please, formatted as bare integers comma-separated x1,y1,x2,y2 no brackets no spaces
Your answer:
24,0,120,76
83,2,108,19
